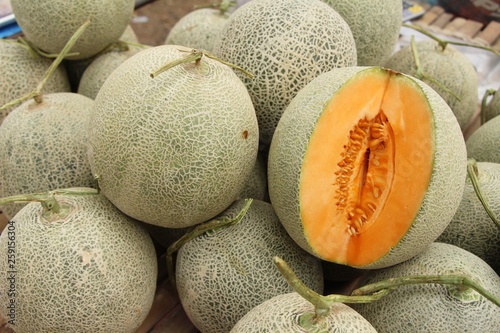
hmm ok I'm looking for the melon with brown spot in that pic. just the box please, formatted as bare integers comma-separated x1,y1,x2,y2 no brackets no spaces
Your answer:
88,45,259,228
10,0,135,60
268,66,467,269
214,0,357,144
0,188,158,333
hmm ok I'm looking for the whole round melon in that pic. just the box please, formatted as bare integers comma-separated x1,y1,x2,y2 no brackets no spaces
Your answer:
165,7,231,53
10,0,135,60
484,87,500,122
175,199,324,333
351,242,500,332
0,188,158,333
230,292,377,333
88,44,259,228
0,92,95,220
384,41,479,131
437,161,500,273
321,0,402,66
0,39,70,124
268,66,467,269
466,114,500,163
213,0,357,144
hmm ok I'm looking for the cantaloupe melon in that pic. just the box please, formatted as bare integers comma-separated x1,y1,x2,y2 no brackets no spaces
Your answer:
351,242,500,332
384,40,479,131
321,0,402,66
237,152,268,201
214,0,357,144
437,161,500,273
466,114,500,163
0,39,70,124
10,0,135,60
175,199,323,333
0,93,95,220
268,66,467,269
88,45,259,228
484,87,500,122
0,188,158,333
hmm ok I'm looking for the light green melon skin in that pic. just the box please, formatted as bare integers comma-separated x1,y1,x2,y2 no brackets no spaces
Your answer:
88,45,259,228
268,66,467,269
466,114,500,163
385,41,479,131
214,0,357,144
11,0,135,60
437,162,500,273
176,199,324,333
230,292,377,333
78,46,142,99
165,8,230,53
322,0,402,66
351,242,500,332
0,40,70,124
0,93,96,220
484,87,500,122
238,152,268,201
0,189,158,333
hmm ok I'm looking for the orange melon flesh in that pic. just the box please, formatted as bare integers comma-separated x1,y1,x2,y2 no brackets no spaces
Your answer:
300,70,434,267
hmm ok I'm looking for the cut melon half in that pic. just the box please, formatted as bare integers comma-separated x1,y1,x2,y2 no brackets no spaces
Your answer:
268,67,467,269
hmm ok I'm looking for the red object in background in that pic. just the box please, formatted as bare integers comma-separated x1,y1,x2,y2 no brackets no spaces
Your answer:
438,0,500,24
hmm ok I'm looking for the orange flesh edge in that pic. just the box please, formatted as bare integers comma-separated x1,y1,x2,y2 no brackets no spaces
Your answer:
300,69,434,267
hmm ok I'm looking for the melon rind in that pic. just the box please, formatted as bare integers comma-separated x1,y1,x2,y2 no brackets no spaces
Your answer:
268,66,467,269
230,292,377,333
484,87,500,122
351,242,500,332
214,0,357,144
466,115,500,164
0,189,158,333
88,45,259,228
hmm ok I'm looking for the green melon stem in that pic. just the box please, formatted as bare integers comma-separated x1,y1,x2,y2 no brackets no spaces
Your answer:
467,158,500,229
17,37,80,59
409,36,461,103
0,19,91,111
165,198,253,290
150,48,254,79
195,0,236,15
273,256,500,328
403,23,500,57
480,89,497,125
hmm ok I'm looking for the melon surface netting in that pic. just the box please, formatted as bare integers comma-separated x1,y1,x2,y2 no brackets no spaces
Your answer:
268,66,467,269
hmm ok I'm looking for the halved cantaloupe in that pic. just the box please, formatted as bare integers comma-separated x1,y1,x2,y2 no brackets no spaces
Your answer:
268,67,467,269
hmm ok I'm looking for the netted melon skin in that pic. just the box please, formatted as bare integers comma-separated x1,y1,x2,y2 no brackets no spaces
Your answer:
437,162,500,273
0,93,96,220
230,292,377,333
175,199,324,333
384,41,479,131
322,0,402,66
484,87,500,122
0,40,70,124
214,0,357,144
238,152,268,201
351,242,500,332
268,67,467,269
165,8,230,53
466,115,500,163
0,190,158,333
88,45,259,228
10,0,135,60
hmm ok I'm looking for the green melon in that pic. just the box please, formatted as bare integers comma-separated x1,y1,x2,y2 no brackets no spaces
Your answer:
437,161,500,273
466,115,500,163
351,242,500,332
175,199,323,333
0,93,95,220
268,66,467,269
384,41,479,131
88,44,259,228
0,39,70,124
321,0,402,66
230,292,377,332
484,87,500,122
10,0,135,60
165,7,231,53
0,188,158,333
237,152,268,201
214,0,357,144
